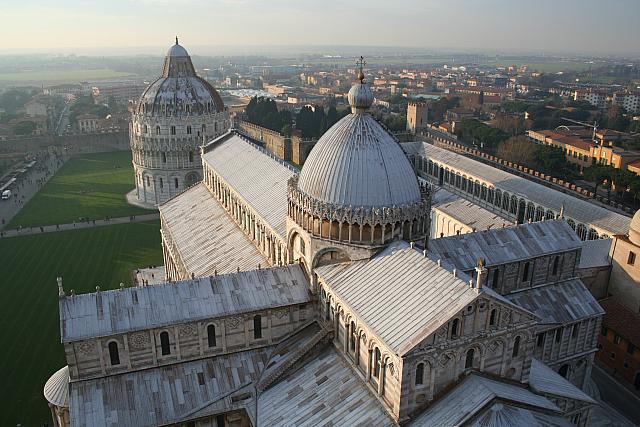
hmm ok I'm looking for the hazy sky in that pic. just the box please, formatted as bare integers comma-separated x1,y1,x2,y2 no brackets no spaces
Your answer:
1,0,639,56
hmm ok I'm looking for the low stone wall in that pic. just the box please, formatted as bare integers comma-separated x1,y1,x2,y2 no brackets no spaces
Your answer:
0,130,130,155
237,120,316,166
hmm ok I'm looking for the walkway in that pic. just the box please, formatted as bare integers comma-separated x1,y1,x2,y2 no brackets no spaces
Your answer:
0,213,160,239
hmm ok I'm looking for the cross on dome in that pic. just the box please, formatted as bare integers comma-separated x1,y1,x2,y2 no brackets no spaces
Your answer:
356,56,366,82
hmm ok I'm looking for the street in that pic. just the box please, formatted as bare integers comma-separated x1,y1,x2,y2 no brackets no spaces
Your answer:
592,364,640,425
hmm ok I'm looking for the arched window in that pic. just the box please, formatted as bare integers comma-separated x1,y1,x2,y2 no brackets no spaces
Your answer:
174,178,179,188
207,324,216,348
451,318,460,338
512,336,521,357
522,262,530,282
160,331,170,355
156,125,161,135
253,315,262,339
170,125,176,135
552,257,560,275
349,321,356,352
162,152,166,163
489,309,497,326
415,363,424,385
373,348,381,378
189,151,194,163
465,349,475,369
325,301,330,321
186,125,192,135
108,341,120,366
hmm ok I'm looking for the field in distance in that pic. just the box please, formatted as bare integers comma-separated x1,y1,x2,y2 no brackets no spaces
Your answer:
9,151,152,228
0,68,133,83
0,220,163,426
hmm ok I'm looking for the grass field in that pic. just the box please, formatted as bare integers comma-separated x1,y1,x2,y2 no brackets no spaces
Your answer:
479,60,593,73
0,68,133,83
9,151,152,228
0,220,163,426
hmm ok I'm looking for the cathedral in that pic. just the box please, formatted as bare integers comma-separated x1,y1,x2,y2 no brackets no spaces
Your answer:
129,39,230,205
45,58,602,426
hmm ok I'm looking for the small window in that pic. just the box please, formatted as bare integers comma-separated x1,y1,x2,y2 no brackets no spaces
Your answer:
174,178,179,188
207,324,216,348
601,327,608,337
628,251,636,265
536,333,544,348
489,309,497,326
558,364,569,378
572,324,579,338
552,256,560,275
349,321,356,352
491,270,500,288
156,126,161,135
187,125,192,135
189,151,194,163
512,336,521,357
108,341,120,366
325,301,330,321
162,152,166,163
373,348,381,378
253,315,262,339
415,363,424,385
202,124,206,132
160,331,170,355
465,349,475,369
216,415,225,427
143,124,148,133
522,262,530,282
628,343,636,355
555,328,563,343
614,334,622,345
610,352,616,360
159,178,163,189
171,125,176,135
451,318,460,338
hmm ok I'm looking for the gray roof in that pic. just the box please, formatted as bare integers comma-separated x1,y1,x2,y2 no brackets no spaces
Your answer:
203,132,296,239
160,183,267,276
432,188,513,231
466,403,572,427
297,112,421,208
69,347,269,427
409,374,562,427
529,358,596,403
579,238,612,269
402,141,631,236
44,365,69,408
259,347,395,426
316,241,513,355
429,220,582,271
506,279,604,326
60,265,310,342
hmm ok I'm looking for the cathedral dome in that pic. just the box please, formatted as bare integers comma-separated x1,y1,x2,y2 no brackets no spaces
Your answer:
629,209,640,245
135,38,224,117
296,68,421,208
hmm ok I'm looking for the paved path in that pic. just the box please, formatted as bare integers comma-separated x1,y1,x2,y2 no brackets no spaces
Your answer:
0,147,68,230
0,213,160,239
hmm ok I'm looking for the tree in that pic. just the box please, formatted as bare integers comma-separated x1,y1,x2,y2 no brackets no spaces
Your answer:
478,91,484,106
536,145,566,173
12,121,37,136
629,178,640,207
326,106,338,128
496,136,537,165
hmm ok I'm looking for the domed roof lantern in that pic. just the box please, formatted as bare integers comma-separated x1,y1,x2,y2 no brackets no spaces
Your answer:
348,56,374,113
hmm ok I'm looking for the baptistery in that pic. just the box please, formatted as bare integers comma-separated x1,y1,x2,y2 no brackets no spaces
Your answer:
130,38,230,205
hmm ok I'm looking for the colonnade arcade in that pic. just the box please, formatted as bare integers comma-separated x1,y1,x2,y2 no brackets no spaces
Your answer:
203,162,288,266
412,155,608,241
287,176,432,247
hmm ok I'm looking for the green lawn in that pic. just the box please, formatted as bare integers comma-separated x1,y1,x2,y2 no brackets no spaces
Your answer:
0,220,163,426
9,151,152,228
0,68,133,83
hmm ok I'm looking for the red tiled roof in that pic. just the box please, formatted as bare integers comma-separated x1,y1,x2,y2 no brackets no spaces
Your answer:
557,136,594,151
600,298,640,346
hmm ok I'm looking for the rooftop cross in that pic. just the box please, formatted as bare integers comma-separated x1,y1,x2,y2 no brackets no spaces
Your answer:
175,36,179,45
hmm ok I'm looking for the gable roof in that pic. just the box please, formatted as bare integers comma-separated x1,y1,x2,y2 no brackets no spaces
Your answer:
529,358,596,404
60,265,310,342
159,183,268,276
315,241,526,355
202,131,296,239
409,374,563,427
506,279,604,326
429,220,582,271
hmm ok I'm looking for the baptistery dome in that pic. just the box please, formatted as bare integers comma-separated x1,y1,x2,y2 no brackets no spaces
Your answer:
135,38,224,118
629,209,640,246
